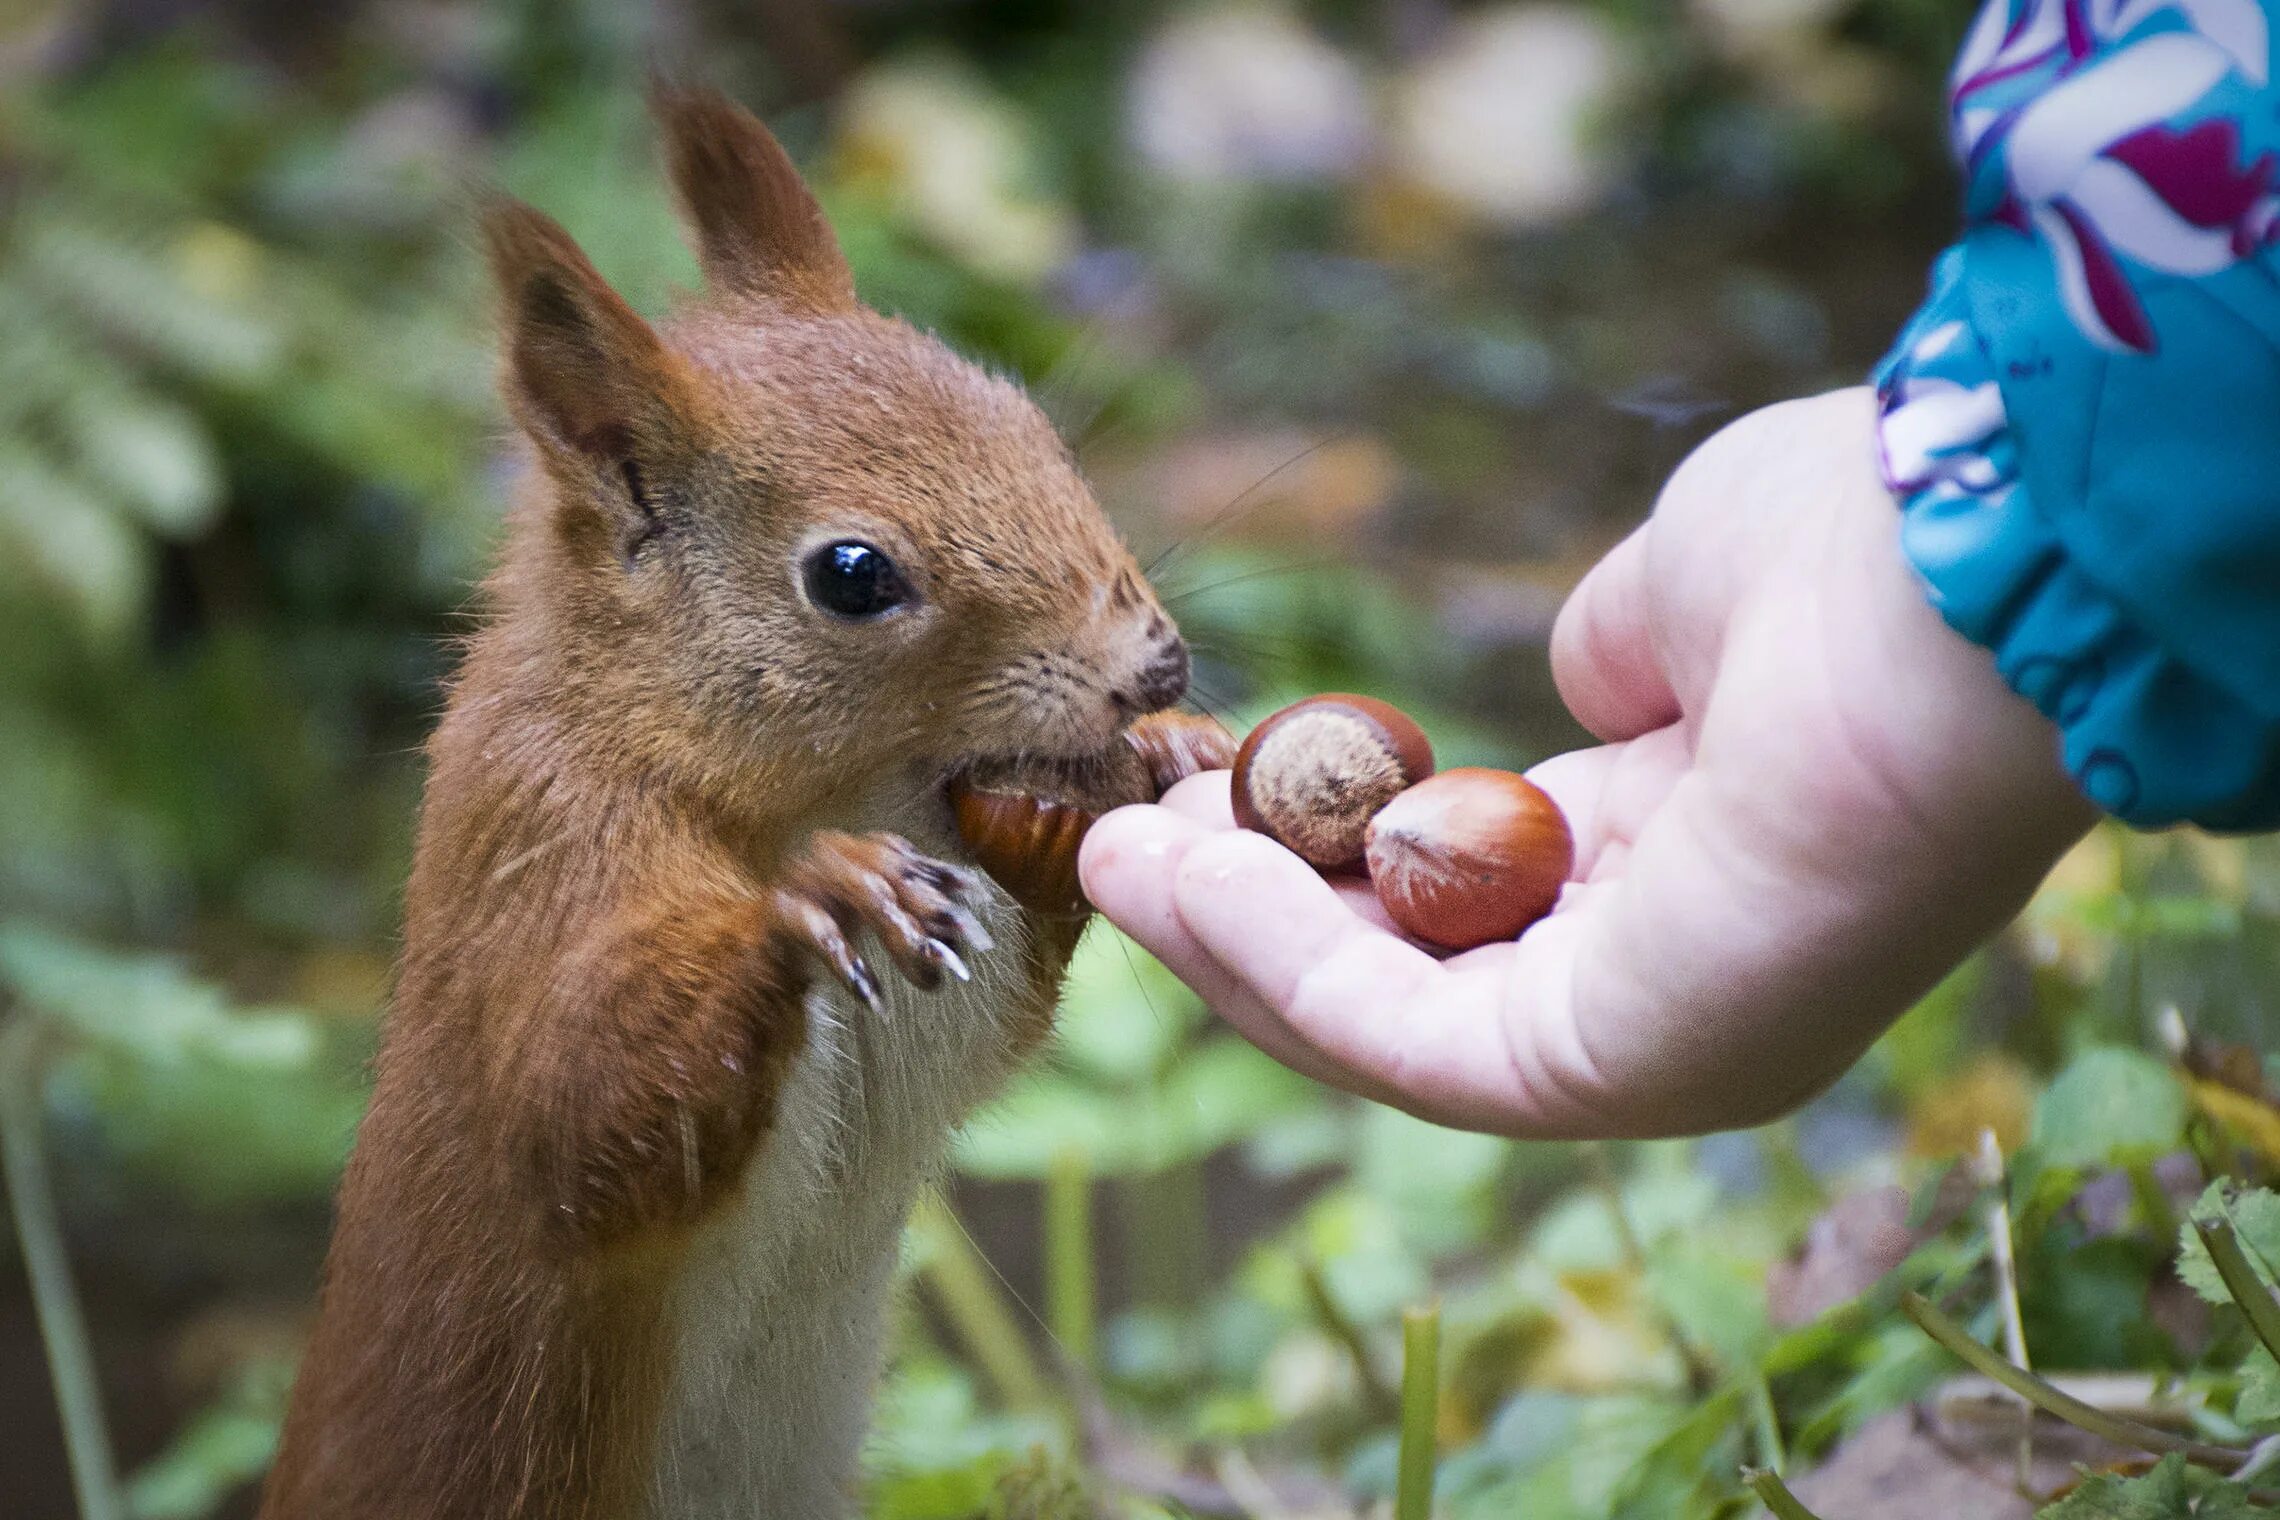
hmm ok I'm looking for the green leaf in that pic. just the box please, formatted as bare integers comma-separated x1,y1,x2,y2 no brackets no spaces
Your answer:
865,1357,1061,1519
1050,927,1201,1084
59,384,223,537
125,1367,288,1520
1295,1189,1432,1323
2034,1451,2258,1518
0,924,317,1070
954,1036,1312,1178
2233,1346,2280,1426
1529,1158,1718,1272
20,215,283,383
2037,1453,2190,1519
1561,1395,1702,1520
0,924,361,1203
1606,1386,1745,1520
0,444,153,645
2023,1235,2171,1370
2031,1047,2188,1169
2178,1184,2280,1306
1649,1241,1771,1373
1354,1105,1513,1256
2192,1478,2269,1520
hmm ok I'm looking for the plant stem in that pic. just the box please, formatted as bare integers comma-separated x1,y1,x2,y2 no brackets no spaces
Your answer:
2196,1217,2280,1364
1903,1292,2245,1471
0,1017,124,1520
911,1192,1051,1411
1044,1146,1097,1375
1127,1160,1208,1308
1581,1141,1714,1393
1396,1301,1440,1520
1748,1372,1786,1475
1975,1129,2034,1492
1298,1256,1398,1420
1743,1466,1827,1520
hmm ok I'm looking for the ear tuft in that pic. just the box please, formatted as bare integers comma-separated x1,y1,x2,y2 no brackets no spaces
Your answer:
651,82,857,314
481,199,698,464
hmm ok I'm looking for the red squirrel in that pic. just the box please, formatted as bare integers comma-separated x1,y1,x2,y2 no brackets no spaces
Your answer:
259,87,1226,1519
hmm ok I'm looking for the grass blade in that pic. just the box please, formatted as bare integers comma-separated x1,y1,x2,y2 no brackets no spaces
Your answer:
1299,1257,1398,1420
1045,1146,1097,1374
1903,1292,2245,1471
1,1017,125,1520
1396,1301,1441,1520
1743,1466,1826,1520
912,1193,1051,1411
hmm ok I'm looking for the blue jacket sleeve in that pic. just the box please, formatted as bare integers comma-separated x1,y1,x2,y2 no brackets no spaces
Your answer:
1875,0,2280,830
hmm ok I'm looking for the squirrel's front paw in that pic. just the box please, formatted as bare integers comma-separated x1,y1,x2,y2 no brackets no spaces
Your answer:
772,832,993,1009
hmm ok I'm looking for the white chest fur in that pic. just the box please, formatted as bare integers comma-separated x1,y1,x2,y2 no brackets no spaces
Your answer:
645,803,1038,1519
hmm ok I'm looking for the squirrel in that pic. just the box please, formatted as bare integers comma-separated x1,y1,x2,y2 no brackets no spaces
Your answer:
257,87,1227,1520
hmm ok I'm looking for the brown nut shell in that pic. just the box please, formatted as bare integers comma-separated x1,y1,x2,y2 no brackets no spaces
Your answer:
1232,694,1434,871
952,713,1234,918
1125,710,1238,793
951,782,1096,917
1363,767,1572,951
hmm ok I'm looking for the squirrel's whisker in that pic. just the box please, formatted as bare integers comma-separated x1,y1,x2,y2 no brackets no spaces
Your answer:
1144,429,1358,583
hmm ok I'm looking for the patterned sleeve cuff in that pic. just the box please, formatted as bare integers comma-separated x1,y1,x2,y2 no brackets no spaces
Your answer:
1870,0,2280,832
1876,247,2280,831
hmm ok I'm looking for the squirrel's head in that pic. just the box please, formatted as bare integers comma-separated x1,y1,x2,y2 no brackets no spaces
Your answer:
482,88,1187,806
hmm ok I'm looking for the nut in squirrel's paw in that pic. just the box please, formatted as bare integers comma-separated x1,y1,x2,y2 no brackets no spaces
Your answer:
772,831,995,1007
1233,696,1571,950
952,712,1235,916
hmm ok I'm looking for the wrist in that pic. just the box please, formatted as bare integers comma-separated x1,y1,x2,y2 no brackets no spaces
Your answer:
1828,389,2097,868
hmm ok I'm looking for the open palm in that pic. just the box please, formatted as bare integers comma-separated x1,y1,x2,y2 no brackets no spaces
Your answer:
1081,390,2094,1138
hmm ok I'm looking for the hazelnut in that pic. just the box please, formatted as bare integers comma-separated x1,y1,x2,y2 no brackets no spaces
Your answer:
953,711,1234,917
951,781,1096,917
1363,768,1572,951
1232,694,1434,871
1125,710,1239,793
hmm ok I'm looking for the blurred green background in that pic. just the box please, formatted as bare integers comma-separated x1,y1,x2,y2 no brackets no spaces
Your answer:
11,2,2280,1517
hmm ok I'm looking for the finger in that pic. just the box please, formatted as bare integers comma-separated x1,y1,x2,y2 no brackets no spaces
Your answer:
1170,832,1605,1134
1549,527,1679,743
1154,768,1235,829
1521,745,1621,881
1524,727,1691,883
1145,769,1402,932
1081,805,1400,1095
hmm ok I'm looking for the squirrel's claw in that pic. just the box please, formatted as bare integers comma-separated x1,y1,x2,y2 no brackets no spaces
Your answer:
836,948,884,1012
775,830,994,1007
775,890,884,1012
923,939,972,984
943,904,994,955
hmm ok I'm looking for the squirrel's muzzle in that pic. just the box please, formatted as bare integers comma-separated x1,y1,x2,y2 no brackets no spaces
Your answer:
1114,635,1190,719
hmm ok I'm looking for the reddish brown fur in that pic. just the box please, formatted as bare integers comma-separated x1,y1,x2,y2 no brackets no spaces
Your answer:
260,89,1206,1520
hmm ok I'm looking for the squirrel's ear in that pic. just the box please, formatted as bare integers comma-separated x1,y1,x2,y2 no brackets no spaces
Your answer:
482,200,706,468
652,83,857,314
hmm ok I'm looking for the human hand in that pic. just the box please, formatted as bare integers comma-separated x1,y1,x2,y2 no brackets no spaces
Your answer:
1080,389,2096,1137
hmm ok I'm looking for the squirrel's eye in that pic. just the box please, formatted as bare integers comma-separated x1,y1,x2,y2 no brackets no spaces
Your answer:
802,540,911,620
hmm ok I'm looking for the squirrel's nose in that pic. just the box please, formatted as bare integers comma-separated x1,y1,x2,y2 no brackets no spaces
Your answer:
1113,636,1189,718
